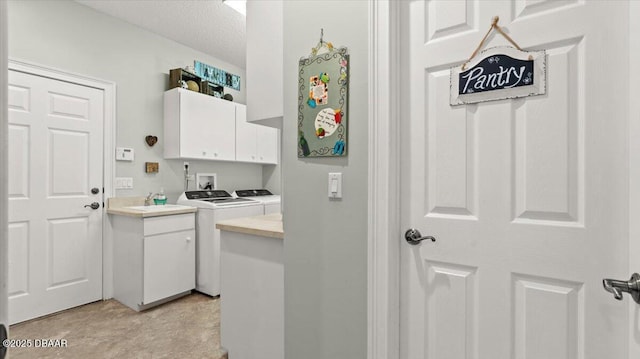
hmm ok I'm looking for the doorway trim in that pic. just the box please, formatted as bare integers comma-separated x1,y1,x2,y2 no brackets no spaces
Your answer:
367,1,400,358
628,1,640,357
7,58,117,300
367,1,640,359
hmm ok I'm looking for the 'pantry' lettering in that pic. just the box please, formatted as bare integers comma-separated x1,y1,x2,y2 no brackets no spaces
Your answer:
458,55,534,95
461,66,526,94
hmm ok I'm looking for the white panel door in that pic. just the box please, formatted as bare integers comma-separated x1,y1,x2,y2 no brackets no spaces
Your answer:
8,70,103,324
0,0,8,351
400,1,629,358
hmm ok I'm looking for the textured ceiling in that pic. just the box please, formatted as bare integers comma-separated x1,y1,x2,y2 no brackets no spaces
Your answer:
75,0,246,68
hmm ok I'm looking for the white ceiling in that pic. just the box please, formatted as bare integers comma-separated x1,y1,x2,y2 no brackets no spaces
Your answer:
75,0,247,68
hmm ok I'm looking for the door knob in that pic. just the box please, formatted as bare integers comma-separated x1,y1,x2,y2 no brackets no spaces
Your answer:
404,228,436,245
84,202,100,210
603,273,640,304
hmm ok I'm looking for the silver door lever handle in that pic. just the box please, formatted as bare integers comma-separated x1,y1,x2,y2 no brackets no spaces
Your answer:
603,273,640,304
404,228,436,245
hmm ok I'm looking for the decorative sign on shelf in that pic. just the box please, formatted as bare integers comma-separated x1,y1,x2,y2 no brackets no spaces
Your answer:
450,17,546,106
298,30,349,157
194,60,241,91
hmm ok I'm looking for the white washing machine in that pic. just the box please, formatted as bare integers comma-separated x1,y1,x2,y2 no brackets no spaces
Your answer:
177,190,263,296
232,189,281,215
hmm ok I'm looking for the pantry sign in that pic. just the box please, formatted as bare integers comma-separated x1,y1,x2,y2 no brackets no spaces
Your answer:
450,46,546,106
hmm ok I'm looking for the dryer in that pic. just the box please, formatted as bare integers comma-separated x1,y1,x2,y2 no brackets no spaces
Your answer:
177,190,263,296
232,189,281,215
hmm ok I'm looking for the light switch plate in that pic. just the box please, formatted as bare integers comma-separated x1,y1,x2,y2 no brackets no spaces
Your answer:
115,177,133,189
328,172,342,199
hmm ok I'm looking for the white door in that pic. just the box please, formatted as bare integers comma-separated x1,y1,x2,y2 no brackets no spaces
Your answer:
400,1,629,358
1,0,8,354
8,70,104,324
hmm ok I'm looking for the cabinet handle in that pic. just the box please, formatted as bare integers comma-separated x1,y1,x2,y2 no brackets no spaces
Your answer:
186,237,192,242
202,151,206,156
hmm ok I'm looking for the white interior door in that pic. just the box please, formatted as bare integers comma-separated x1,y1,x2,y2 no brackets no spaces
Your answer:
8,70,104,324
400,1,630,358
1,0,8,355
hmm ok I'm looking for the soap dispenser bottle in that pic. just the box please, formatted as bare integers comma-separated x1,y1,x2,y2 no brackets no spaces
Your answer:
155,188,167,205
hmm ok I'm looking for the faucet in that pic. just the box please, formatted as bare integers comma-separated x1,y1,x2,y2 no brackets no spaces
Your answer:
145,192,157,206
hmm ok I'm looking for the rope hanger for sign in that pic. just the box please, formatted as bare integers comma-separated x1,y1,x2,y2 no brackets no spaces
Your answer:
311,28,335,56
461,16,528,70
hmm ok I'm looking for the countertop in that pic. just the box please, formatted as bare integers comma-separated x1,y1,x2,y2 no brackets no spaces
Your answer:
106,197,197,218
216,213,283,239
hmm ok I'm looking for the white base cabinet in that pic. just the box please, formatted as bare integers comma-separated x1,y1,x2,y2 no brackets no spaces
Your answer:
111,213,195,311
220,230,283,359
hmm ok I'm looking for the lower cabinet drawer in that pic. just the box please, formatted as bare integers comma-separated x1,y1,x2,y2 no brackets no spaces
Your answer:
143,229,195,304
143,213,195,237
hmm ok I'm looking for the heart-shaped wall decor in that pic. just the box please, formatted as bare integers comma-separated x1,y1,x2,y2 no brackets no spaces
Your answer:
145,135,158,147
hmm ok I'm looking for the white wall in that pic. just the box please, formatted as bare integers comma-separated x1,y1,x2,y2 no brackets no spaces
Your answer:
0,0,9,352
7,0,264,200
282,1,368,358
262,131,281,194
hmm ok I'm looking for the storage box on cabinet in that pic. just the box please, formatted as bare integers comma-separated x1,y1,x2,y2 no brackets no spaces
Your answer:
169,68,206,93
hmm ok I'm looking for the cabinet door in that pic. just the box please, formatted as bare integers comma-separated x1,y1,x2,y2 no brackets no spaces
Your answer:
180,90,236,160
143,229,195,304
257,125,278,164
235,105,258,162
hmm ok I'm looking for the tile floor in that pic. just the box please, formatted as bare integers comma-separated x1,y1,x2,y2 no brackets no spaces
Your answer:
7,292,226,359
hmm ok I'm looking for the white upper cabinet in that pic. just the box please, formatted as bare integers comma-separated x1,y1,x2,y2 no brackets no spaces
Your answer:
164,88,236,161
165,88,278,164
235,104,257,162
256,125,278,164
246,0,283,127
236,104,279,165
